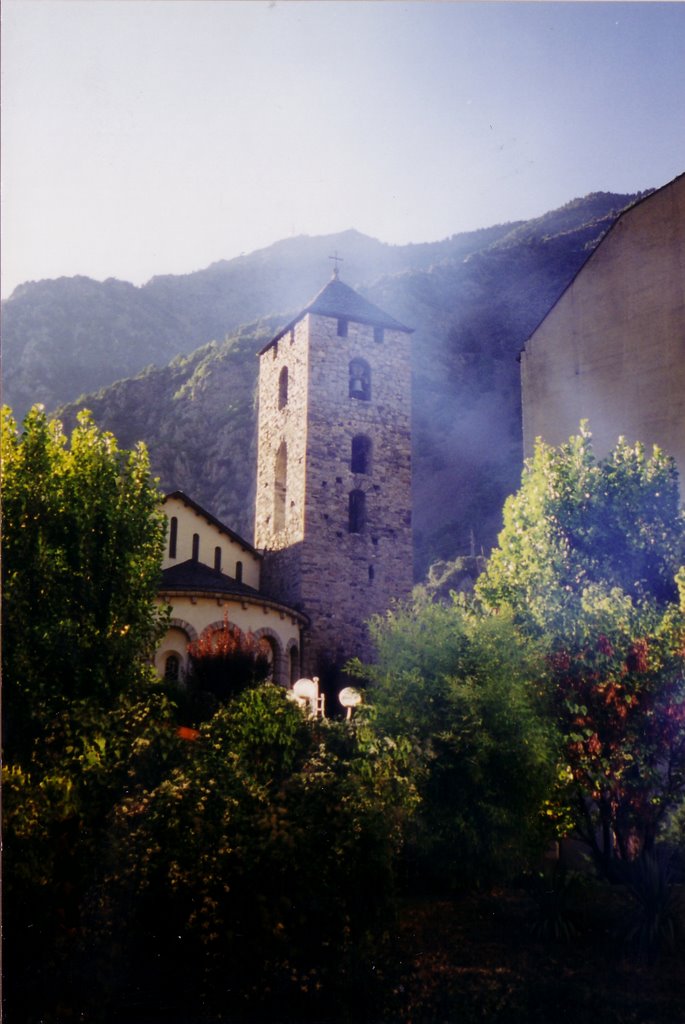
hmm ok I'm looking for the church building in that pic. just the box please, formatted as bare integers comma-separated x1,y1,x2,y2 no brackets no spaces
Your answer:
154,271,413,691
154,490,308,687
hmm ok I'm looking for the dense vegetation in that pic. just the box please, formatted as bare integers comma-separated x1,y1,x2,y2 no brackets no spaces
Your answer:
476,427,685,878
3,410,685,1022
2,191,646,574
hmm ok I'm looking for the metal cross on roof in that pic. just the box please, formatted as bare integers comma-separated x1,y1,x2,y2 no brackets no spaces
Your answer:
328,251,344,278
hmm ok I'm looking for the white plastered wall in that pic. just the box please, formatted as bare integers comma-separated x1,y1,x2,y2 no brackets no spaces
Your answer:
163,494,261,589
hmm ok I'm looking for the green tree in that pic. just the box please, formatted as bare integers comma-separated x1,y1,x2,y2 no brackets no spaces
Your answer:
476,428,685,875
476,426,684,633
353,598,559,889
544,587,685,874
1,404,175,1020
2,404,169,758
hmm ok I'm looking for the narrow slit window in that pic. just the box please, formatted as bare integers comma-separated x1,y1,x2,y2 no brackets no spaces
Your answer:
168,516,178,558
349,489,366,534
278,366,288,409
192,533,200,562
214,546,222,572
337,318,348,337
351,435,372,474
274,442,287,533
235,560,243,583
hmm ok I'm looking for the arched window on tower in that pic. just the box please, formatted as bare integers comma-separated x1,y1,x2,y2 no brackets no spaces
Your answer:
235,560,243,583
349,489,366,534
349,358,371,401
274,441,287,533
351,434,372,474
278,366,288,409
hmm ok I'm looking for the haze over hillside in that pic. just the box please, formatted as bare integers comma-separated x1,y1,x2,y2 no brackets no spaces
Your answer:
2,190,645,576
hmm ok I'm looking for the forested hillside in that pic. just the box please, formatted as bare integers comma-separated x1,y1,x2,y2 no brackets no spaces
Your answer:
4,190,645,576
2,225,510,420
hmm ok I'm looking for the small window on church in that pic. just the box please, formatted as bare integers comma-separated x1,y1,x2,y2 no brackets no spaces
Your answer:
236,560,243,583
374,326,384,344
337,318,348,338
349,489,366,533
351,435,372,474
368,565,375,583
168,516,178,558
278,366,288,409
164,653,180,681
214,546,222,572
349,359,371,401
192,533,200,562
289,646,299,685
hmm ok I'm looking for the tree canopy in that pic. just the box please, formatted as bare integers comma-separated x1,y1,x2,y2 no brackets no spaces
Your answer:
476,425,685,632
2,404,169,760
477,428,685,874
353,599,559,888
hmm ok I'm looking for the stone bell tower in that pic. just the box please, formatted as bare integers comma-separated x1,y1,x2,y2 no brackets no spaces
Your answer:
254,269,413,678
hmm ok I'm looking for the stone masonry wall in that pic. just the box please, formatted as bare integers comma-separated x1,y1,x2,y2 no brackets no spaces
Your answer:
255,318,310,563
256,311,413,673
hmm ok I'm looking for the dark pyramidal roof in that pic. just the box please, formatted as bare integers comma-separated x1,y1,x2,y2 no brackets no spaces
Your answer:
161,559,261,598
263,270,412,351
160,559,309,624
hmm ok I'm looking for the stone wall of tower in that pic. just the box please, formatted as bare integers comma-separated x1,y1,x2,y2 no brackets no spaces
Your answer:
255,311,413,673
255,318,310,562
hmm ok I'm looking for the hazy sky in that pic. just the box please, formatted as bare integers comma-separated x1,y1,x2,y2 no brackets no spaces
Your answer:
2,0,684,298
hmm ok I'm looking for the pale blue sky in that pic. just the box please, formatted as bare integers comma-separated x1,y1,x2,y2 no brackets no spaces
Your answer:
2,1,684,297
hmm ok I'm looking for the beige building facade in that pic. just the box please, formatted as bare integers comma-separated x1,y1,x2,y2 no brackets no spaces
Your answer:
521,173,685,485
155,491,307,687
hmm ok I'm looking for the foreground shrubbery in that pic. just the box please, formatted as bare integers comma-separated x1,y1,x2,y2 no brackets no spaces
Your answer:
4,674,417,1022
3,412,685,1021
94,685,416,1020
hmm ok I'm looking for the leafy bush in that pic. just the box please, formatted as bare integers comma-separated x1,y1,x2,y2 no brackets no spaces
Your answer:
95,685,417,1020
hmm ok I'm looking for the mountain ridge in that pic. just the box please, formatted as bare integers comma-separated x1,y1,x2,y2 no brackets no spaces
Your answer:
3,189,643,575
